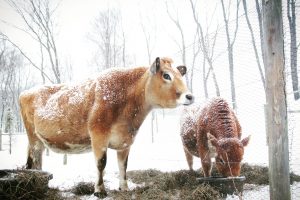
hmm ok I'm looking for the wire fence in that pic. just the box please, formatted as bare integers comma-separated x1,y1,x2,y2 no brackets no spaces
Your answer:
170,0,300,198
0,0,299,199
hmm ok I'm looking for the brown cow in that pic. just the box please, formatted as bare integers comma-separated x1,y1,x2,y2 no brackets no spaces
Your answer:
19,57,194,197
180,98,250,177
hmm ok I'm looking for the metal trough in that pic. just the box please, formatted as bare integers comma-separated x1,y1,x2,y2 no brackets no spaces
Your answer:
197,176,246,196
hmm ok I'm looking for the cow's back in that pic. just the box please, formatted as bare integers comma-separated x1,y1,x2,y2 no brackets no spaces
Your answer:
19,84,64,125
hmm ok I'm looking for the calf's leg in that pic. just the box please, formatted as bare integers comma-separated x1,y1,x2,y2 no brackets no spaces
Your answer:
183,147,193,171
198,145,212,177
117,148,130,190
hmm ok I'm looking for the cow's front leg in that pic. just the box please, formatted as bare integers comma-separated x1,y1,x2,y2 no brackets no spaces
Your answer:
95,150,107,198
117,148,130,191
91,133,109,198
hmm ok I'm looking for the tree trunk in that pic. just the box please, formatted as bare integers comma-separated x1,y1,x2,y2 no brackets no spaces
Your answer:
202,59,208,98
0,129,2,151
262,0,291,199
287,0,299,100
189,0,220,97
220,0,239,110
228,46,236,110
242,0,266,91
255,0,267,69
63,154,67,165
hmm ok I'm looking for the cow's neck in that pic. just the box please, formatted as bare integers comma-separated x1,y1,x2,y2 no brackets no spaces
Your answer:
126,72,153,133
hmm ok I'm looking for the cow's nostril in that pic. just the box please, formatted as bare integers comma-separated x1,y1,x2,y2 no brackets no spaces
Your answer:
186,94,194,101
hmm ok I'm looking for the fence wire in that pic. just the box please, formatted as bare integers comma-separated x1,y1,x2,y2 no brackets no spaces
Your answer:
0,0,299,199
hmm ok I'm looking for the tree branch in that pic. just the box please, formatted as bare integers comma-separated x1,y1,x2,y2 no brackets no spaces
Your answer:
0,32,53,83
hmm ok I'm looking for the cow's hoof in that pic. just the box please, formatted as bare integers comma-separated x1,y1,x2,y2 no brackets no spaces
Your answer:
94,191,107,198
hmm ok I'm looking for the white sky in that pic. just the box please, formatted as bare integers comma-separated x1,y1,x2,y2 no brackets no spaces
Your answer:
0,0,192,80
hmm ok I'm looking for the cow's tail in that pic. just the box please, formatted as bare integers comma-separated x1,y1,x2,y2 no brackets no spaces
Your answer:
19,92,35,132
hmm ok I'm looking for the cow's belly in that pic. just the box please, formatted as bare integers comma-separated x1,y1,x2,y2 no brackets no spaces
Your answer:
36,132,92,154
33,109,92,153
34,120,91,154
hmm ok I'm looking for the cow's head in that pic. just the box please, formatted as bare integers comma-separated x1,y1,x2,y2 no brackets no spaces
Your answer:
146,57,194,108
208,133,250,177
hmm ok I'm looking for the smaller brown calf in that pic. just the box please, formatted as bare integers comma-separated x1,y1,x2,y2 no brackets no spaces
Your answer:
180,98,250,177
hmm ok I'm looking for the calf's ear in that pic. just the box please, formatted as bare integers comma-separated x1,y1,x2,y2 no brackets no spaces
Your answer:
150,57,161,74
177,65,187,76
241,135,251,147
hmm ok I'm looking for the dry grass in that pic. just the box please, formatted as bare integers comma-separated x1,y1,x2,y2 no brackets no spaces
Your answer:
67,163,300,199
1,164,299,199
241,163,300,185
0,169,52,200
70,181,94,195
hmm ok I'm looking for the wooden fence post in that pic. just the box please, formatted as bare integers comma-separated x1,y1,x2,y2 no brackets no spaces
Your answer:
0,129,2,151
262,0,291,199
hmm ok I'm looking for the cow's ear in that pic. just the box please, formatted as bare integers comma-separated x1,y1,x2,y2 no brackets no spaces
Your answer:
177,65,187,76
241,135,251,147
150,57,160,74
207,133,218,147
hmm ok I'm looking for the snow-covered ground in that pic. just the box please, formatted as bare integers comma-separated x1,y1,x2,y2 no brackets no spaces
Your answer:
1,107,300,199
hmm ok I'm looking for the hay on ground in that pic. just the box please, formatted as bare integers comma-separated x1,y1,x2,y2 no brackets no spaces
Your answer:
0,169,51,200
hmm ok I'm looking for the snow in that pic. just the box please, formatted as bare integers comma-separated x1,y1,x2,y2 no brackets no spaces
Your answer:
1,107,300,199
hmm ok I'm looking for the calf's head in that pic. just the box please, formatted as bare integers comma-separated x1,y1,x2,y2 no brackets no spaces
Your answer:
208,133,250,177
146,57,194,108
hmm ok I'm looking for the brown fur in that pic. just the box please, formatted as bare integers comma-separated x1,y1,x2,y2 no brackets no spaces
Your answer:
19,57,194,197
180,98,250,177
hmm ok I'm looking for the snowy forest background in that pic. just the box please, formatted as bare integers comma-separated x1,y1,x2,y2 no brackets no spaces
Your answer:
0,0,300,198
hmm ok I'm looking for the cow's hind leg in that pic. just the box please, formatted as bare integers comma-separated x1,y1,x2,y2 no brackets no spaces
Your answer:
26,139,45,169
117,148,130,190
23,121,45,169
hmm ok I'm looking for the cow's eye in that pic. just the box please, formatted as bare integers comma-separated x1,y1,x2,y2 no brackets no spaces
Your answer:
163,73,171,81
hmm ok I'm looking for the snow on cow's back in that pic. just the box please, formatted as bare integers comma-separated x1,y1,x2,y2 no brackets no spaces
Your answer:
26,67,147,121
31,80,95,121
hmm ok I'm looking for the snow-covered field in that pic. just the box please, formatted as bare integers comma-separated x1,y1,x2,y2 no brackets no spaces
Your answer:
1,107,300,199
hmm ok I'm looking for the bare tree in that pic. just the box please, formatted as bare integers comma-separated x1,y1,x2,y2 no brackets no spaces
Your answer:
287,0,299,100
242,0,266,91
166,2,188,88
254,0,267,70
189,0,220,98
140,13,157,142
0,40,24,150
4,108,13,154
1,0,62,84
220,0,241,110
88,8,127,70
190,29,201,93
